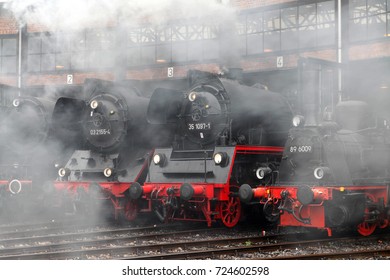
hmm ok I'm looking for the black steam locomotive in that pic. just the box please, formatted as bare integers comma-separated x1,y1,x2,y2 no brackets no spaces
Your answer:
240,100,390,236
0,93,83,218
53,79,173,221
130,70,292,227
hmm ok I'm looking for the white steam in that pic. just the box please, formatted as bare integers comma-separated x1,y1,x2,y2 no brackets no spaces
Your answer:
6,0,236,30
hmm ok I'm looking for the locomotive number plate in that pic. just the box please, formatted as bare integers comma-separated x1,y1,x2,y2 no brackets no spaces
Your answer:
188,122,211,130
289,145,312,153
90,129,111,135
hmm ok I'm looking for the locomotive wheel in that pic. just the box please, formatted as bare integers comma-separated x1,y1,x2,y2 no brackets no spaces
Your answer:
357,222,376,236
219,196,241,228
357,193,377,236
123,200,138,221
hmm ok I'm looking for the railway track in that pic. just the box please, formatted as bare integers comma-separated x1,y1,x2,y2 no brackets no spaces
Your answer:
1,219,389,260
126,234,390,260
0,220,259,259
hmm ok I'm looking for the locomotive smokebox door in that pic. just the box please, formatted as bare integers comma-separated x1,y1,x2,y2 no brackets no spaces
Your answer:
147,88,182,125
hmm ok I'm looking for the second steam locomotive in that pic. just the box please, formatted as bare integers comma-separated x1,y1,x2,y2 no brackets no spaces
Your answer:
129,70,292,227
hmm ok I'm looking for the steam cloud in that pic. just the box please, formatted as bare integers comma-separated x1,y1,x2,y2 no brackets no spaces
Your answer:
0,0,241,224
6,0,236,29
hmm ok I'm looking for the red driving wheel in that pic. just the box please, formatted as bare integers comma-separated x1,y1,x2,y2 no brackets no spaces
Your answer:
219,196,241,228
357,193,377,236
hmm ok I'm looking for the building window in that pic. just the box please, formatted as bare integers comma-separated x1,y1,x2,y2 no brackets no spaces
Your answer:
126,22,220,67
27,29,115,73
349,0,389,42
0,37,17,74
239,0,335,55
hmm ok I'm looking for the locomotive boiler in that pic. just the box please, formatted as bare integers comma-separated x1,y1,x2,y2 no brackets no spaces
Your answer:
0,94,83,218
130,70,292,227
53,79,171,221
239,100,390,236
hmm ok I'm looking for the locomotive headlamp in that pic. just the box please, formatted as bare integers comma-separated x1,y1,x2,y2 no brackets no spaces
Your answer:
153,153,166,166
90,100,99,109
256,167,272,180
58,167,70,178
213,152,229,166
292,115,305,127
8,179,22,195
12,99,21,107
314,167,330,180
188,92,197,102
103,168,113,177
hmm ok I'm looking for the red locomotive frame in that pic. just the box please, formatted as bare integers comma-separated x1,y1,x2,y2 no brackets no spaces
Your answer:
249,184,390,236
138,145,284,227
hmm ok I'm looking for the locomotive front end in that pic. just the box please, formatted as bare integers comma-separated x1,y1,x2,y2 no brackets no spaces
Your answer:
139,70,291,228
53,80,153,221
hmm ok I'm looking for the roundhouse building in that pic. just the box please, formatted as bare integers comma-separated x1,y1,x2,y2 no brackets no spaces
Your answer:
0,0,389,108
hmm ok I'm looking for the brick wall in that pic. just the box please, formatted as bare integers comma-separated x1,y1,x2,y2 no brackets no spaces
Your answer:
0,76,17,86
0,7,18,34
349,41,390,61
25,72,116,86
